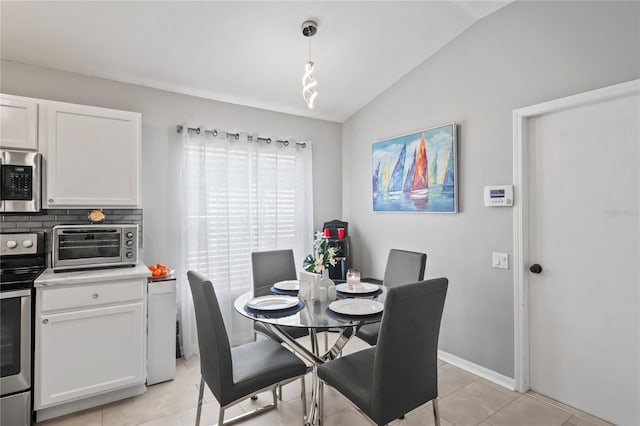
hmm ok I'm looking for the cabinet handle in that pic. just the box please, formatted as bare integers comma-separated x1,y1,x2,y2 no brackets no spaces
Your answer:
92,293,99,299
42,319,49,324
48,199,54,203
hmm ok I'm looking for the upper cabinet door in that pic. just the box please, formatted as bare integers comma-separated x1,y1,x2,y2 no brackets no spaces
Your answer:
45,102,141,208
1,94,38,150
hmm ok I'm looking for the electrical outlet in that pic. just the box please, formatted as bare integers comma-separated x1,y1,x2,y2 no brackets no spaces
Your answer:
492,252,509,269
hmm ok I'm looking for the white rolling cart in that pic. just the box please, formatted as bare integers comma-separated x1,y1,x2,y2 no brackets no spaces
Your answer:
147,275,176,385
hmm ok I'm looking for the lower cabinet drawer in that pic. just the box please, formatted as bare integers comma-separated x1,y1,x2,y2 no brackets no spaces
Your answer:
40,279,143,312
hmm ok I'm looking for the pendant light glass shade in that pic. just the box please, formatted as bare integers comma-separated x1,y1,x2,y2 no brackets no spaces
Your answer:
302,61,317,109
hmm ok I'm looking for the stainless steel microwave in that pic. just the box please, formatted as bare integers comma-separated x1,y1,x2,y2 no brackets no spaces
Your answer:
0,150,41,213
52,224,138,272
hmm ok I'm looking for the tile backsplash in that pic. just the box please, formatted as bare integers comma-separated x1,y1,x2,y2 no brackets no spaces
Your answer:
1,209,143,261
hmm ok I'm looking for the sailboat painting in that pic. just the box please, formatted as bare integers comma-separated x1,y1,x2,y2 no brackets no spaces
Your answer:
372,123,457,213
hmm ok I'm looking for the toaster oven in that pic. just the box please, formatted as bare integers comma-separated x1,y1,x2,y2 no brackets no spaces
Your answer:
52,224,138,272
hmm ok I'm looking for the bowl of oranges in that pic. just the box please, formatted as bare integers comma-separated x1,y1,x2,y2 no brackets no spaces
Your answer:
148,263,173,278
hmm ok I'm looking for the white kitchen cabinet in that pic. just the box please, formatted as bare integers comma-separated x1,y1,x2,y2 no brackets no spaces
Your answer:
0,94,38,150
35,278,146,411
45,101,141,208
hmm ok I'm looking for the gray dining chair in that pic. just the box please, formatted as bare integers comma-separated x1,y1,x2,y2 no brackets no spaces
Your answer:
356,248,427,345
251,249,310,341
317,277,448,426
187,271,308,426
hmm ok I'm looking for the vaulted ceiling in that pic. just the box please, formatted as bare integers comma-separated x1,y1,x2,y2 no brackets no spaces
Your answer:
1,1,511,122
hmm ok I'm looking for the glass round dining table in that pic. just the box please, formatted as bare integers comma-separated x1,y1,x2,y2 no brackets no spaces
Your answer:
234,286,386,360
234,286,386,329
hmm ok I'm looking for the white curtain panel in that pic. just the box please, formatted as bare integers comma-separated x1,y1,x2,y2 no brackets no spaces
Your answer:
178,129,314,358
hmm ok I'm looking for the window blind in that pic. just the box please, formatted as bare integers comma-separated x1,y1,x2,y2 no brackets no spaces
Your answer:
179,131,313,351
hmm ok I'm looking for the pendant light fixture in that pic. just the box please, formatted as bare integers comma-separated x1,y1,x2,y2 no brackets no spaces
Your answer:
301,20,318,109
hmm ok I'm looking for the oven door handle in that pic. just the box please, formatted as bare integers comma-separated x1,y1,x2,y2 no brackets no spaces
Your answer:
0,152,4,211
0,289,31,299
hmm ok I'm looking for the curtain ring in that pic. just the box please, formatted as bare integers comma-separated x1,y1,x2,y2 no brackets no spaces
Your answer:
267,138,272,144
196,128,201,135
235,133,240,140
300,142,307,148
212,129,218,137
283,140,290,147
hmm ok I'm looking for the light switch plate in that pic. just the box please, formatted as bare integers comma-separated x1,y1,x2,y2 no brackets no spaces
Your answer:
492,252,509,269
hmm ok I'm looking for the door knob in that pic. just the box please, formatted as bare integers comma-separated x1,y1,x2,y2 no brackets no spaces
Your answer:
529,264,543,274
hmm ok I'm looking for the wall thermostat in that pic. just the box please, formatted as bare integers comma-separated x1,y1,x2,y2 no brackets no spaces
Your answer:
484,185,513,207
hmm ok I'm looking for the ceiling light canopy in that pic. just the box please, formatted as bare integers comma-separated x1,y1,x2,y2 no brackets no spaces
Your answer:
301,20,318,109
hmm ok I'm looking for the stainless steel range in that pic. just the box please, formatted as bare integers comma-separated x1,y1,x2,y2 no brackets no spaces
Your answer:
1,232,45,426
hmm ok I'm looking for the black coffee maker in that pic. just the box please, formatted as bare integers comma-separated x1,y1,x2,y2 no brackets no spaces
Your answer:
322,219,352,280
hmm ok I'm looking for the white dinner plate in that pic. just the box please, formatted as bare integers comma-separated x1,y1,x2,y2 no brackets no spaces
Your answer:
273,280,300,291
247,295,299,310
329,299,384,316
335,282,380,294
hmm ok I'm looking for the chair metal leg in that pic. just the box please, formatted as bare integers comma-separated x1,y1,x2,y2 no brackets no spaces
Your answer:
318,380,324,426
218,406,225,426
272,387,278,408
433,398,441,426
301,375,307,420
218,394,275,426
324,331,328,352
278,384,283,400
211,376,305,426
195,377,205,426
310,329,319,355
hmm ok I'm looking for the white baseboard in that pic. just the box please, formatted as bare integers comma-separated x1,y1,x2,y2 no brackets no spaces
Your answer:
438,350,516,391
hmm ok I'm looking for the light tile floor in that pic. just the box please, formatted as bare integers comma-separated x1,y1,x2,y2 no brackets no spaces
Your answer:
37,336,612,426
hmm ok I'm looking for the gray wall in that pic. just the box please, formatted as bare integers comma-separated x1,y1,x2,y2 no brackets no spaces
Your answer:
0,60,342,272
341,1,639,378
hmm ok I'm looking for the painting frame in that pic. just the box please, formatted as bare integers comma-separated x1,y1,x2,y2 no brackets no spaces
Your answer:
372,123,458,213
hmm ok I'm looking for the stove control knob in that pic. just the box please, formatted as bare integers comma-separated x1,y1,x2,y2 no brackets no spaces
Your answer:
22,240,33,248
6,240,17,249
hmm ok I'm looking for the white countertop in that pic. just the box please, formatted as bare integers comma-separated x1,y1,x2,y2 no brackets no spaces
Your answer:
35,264,151,287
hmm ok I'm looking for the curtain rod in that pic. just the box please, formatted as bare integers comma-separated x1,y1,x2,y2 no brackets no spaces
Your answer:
176,124,308,148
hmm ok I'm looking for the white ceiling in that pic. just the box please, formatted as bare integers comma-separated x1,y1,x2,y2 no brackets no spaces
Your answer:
0,1,510,123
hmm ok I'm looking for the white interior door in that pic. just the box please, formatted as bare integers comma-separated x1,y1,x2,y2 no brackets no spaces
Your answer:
526,87,639,425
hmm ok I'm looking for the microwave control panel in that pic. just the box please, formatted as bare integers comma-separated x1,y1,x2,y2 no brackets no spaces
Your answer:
2,165,33,200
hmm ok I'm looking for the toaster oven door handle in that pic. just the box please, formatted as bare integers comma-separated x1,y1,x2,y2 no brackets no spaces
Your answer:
59,229,119,234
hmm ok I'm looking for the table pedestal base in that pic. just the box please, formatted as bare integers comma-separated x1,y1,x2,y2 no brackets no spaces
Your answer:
265,324,357,425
